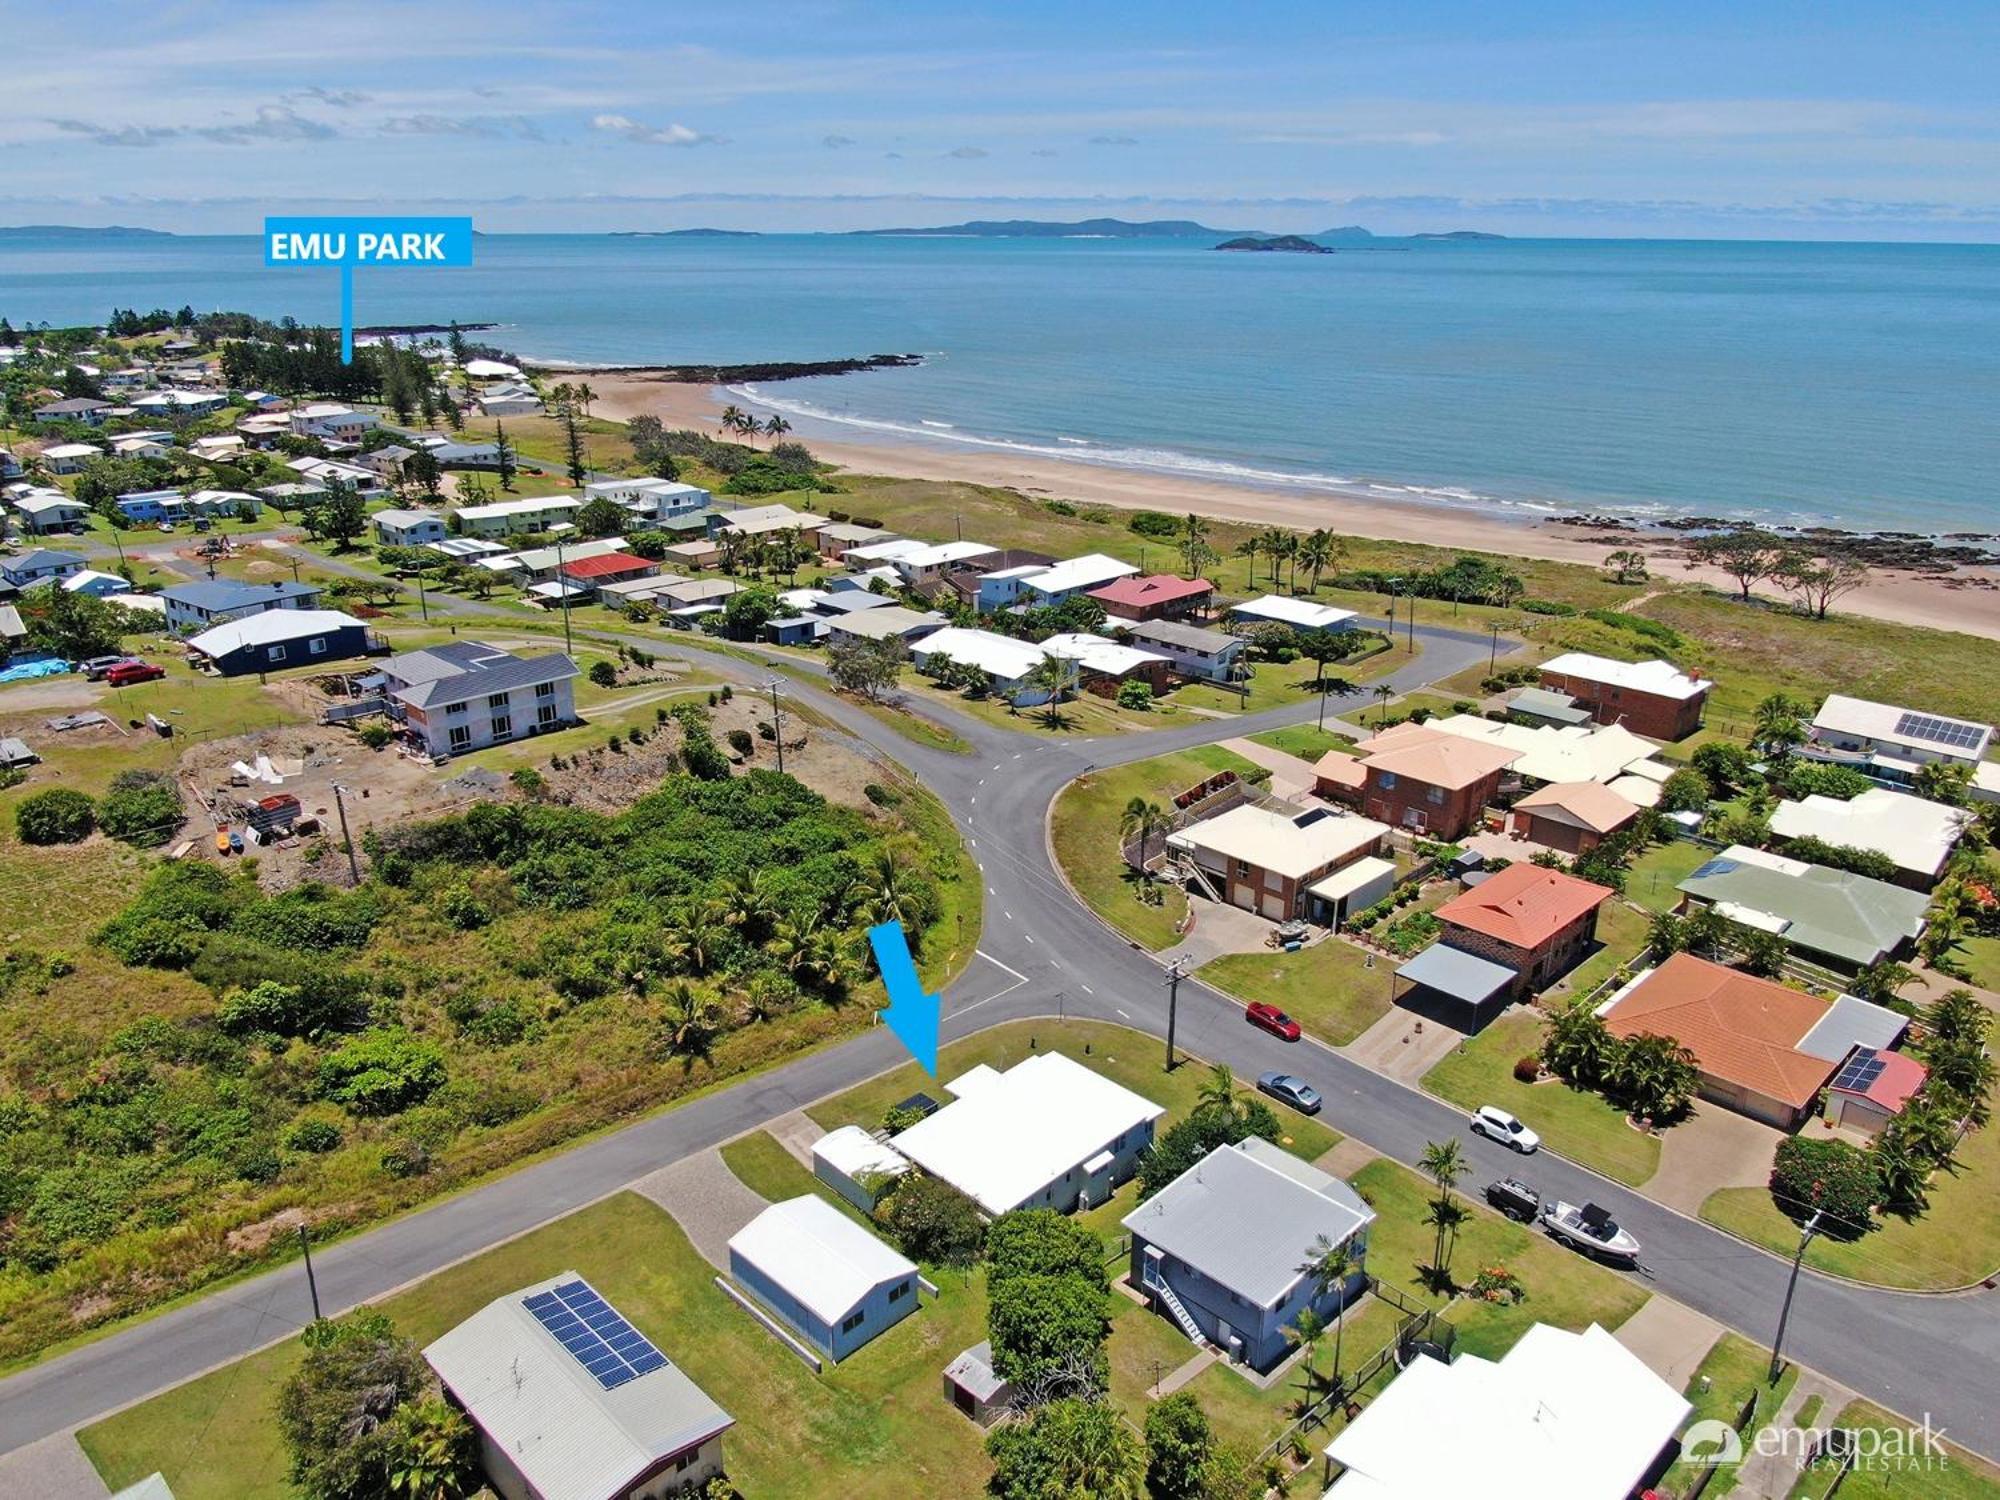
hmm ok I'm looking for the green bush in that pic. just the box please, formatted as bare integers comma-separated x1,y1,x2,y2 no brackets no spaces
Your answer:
285,1118,344,1154
726,728,755,756
317,1028,447,1115
587,659,617,688
878,1171,985,1266
97,771,186,846
15,787,95,845
357,721,393,750
1116,680,1153,711
1127,509,1180,539
1770,1136,1878,1238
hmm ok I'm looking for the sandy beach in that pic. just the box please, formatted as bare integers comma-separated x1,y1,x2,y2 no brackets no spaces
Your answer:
587,372,2000,642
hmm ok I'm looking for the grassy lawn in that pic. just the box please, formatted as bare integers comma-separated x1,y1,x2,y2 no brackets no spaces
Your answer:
805,1018,1340,1164
1248,724,1357,762
1107,1293,1204,1409
1348,1158,1648,1361
1170,644,1408,716
1049,744,1259,950
1786,1400,2000,1500
902,672,1167,738
1543,899,1654,1006
1654,1332,1798,1499
79,1191,995,1500
1699,1108,2000,1290
718,1129,876,1230
1624,841,1712,914
1956,934,2000,992
1421,1009,1664,1187
1199,937,1399,1046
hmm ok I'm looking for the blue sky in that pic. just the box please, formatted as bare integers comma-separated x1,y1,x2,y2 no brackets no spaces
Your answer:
5,0,1997,239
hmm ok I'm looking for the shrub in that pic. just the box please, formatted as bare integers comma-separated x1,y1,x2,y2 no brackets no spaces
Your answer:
1127,509,1180,538
439,886,491,931
1116,680,1153,711
98,771,185,846
1517,598,1577,617
356,721,393,750
285,1118,344,1154
587,659,617,688
276,1312,433,1500
726,728,754,756
864,783,899,808
16,787,95,845
1770,1136,1879,1238
878,1172,984,1265
1513,1055,1541,1083
317,1028,447,1115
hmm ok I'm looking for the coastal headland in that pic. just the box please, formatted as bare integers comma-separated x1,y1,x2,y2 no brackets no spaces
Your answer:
582,369,2000,642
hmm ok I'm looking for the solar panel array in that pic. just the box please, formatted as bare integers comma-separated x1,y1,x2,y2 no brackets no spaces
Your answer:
1892,711,1986,752
524,1279,668,1390
1832,1049,1887,1094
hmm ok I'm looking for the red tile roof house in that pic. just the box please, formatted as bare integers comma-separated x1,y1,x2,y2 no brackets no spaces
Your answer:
1087,573,1216,622
1536,652,1713,742
560,552,659,596
1338,724,1521,840
1824,1048,1927,1138
1430,863,1615,999
1509,781,1642,856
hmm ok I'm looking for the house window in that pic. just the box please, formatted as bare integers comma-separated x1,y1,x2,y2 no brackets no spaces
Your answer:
841,1310,865,1333
268,645,286,662
487,691,510,710
448,724,472,751
446,700,468,716
889,1281,911,1303
534,681,556,699
1113,1133,1126,1152
309,637,327,656
1426,784,1445,805
491,714,512,740
537,703,560,727
1377,771,1398,790
673,1449,700,1472
1235,860,1251,879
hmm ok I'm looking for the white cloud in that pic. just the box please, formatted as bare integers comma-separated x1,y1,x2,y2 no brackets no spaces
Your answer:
590,113,719,147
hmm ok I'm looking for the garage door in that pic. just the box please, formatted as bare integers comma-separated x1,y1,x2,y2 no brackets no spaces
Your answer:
1260,891,1286,920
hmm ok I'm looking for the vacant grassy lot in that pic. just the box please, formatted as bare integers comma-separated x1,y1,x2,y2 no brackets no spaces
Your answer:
1049,744,1259,951
1200,937,1399,1046
1786,1400,2000,1500
1700,1108,2000,1291
79,1190,995,1500
1170,642,1409,716
1956,934,2000,992
1422,1009,1664,1187
1248,724,1357,762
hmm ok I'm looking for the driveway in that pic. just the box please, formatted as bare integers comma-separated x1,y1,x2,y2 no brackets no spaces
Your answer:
631,1149,769,1270
1157,891,1277,966
1342,1004,1465,1084
1646,1103,1782,1215
1218,736,1323,800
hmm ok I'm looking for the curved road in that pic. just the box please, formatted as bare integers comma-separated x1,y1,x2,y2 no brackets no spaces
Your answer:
2,610,1995,1467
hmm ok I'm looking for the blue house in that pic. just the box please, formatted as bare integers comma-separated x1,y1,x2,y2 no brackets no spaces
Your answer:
185,609,377,677
726,1196,921,1364
115,489,188,524
158,578,324,633
1124,1138,1374,1371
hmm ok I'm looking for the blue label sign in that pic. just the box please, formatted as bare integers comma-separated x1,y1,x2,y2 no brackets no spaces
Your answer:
263,216,474,363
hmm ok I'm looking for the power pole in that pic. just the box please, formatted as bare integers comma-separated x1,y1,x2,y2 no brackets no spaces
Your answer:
1489,623,1501,673
330,782,361,885
1770,1209,1823,1383
1405,588,1415,652
416,573,429,622
553,533,573,654
767,678,784,774
1164,955,1188,1070
298,1223,323,1323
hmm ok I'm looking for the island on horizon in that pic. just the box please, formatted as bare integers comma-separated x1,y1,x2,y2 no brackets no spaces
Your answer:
1214,234,1335,254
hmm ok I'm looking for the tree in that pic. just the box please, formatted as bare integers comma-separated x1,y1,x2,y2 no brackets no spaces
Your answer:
15,787,95,845
1737,925,1791,978
276,1311,431,1500
403,449,443,502
1296,627,1362,688
1605,548,1649,584
719,402,747,436
1298,528,1345,591
1542,1003,1614,1087
1608,1032,1700,1122
986,1398,1145,1500
1296,1233,1357,1390
1773,553,1869,620
763,414,791,438
20,586,131,660
1752,692,1811,761
827,633,906,701
493,420,516,489
575,497,626,537
1143,1392,1215,1500
720,585,779,641
1418,1138,1467,1282
384,1397,476,1500
1372,683,1396,726
1915,760,1974,808
879,1171,984,1265
1851,959,1916,1007
1119,796,1171,865
1176,512,1214,580
1657,766,1711,814
308,481,368,551
1691,741,1753,794
1025,653,1079,726
1686,527,1786,601
1921,987,1990,1048
98,769,186,845
1770,1136,1879,1237
555,396,588,487
1196,1062,1242,1120
1136,1095,1281,1199
658,981,724,1057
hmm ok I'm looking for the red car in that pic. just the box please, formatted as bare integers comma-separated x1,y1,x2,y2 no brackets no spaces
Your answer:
104,662,166,687
1245,1002,1301,1041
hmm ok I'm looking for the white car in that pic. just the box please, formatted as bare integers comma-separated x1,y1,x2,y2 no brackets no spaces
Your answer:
1470,1105,1541,1153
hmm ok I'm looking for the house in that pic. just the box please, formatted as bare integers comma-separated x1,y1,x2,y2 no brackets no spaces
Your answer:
1535,652,1712,741
452,495,583,537
260,481,326,509
373,508,449,546
1407,862,1614,1007
476,382,543,416
1341,722,1520,839
1505,684,1596,727
132,389,225,417
409,433,502,468
824,605,947,647
718,503,829,544
0,549,88,589
1124,618,1246,683
361,443,418,479
812,1126,911,1211
158,578,323,632
1041,632,1171,696
33,397,112,425
1324,1323,1689,1500
183,489,260,520
481,538,632,585
597,575,687,611
39,442,103,475
237,414,294,448
727,1196,922,1363
1769,787,1970,888
815,522,890,561
1418,713,1669,797
1088,573,1214,622
185,609,376,676
425,1273,733,1500
1123,1138,1373,1370
1510,780,1643,855
971,562,1063,612
1804,694,1993,789
100,367,154,392
844,537,932,570
561,552,659,596
1010,553,1139,608
110,435,171,460
188,433,246,462
379,641,580,757
1825,1049,1929,1138
1228,595,1356,632
1676,845,1930,973
0,448,19,479
891,540,997,590
910,627,1051,703
891,1052,1166,1215
1598,953,1907,1129
429,536,508,561
663,538,722,570
11,488,90,530
655,577,740,611
61,569,133,599
287,455,384,495
288,403,379,443
115,488,190,524
942,1342,1013,1427
582,477,713,525
1166,803,1395,925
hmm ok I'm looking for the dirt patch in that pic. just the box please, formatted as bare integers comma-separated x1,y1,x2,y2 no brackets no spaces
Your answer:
224,1205,307,1255
0,677,106,714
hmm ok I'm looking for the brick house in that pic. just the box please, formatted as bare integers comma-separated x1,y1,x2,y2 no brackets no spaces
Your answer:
1341,724,1520,840
1536,653,1712,742
1165,804,1394,924
1429,863,1614,999
1510,780,1642,855
1086,573,1215,622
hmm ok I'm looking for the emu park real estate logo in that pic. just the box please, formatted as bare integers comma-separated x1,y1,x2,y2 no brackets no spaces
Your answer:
1681,1412,1951,1479
265,216,474,363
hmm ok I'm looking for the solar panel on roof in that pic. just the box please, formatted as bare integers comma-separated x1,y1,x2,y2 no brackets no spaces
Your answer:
1891,711,1985,752
1832,1049,1888,1093
524,1279,667,1390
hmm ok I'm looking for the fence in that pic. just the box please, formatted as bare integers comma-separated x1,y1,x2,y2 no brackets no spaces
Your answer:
1254,1279,1451,1466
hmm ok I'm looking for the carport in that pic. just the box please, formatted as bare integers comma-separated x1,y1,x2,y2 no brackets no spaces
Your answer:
1391,942,1515,1027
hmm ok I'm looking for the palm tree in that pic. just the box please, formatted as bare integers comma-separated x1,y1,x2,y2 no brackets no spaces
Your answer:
1119,796,1171,865
763,414,791,439
1296,1234,1357,1393
1256,526,1290,586
1419,1138,1466,1282
1286,1306,1327,1402
1196,1063,1241,1119
659,981,723,1058
1026,653,1078,727
718,870,776,937
1233,537,1261,591
574,381,597,420
1421,1196,1471,1288
849,848,917,928
1280,532,1302,593
1372,683,1395,726
719,402,747,437
1872,1129,1932,1212
664,898,727,975
1297,529,1341,592
774,914,849,992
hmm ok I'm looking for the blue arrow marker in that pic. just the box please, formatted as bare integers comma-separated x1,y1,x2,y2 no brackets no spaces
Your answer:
868,921,938,1076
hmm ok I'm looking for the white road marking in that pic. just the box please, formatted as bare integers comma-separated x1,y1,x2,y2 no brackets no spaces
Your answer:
988,886,998,897
1005,911,1014,921
1024,934,1036,944
1081,985,1095,995
1116,1008,1131,1019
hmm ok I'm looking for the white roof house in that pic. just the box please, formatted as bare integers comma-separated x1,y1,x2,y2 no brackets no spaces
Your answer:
891,1052,1166,1215
425,1273,732,1500
1167,804,1391,882
1229,595,1358,631
844,537,932,566
1041,631,1169,679
728,1195,918,1328
1539,652,1712,701
1325,1323,1688,1500
1425,714,1666,786
1770,787,1970,883
894,540,997,575
824,605,946,643
719,503,828,537
812,1124,912,1208
1808,694,1993,767
912,626,1047,684
1016,553,1139,601
185,608,365,658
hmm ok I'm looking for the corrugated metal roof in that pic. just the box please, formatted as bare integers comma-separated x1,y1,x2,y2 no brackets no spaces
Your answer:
728,1196,916,1325
1395,942,1518,1005
1678,847,1929,968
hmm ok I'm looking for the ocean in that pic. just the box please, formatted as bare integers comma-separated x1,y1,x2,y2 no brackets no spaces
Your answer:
4,230,1997,534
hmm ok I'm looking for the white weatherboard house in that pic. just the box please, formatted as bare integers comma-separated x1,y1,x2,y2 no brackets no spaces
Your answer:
727,1196,921,1363
1324,1323,1689,1500
890,1052,1165,1215
812,1125,911,1211
372,507,449,546
1011,552,1139,606
1123,1138,1374,1369
379,641,580,757
1804,693,1994,789
426,1272,733,1500
452,495,583,536
1228,594,1357,632
1769,786,1971,889
582,477,713,524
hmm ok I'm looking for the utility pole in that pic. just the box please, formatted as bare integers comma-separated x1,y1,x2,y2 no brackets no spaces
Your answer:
767,678,784,774
297,1224,322,1323
416,573,429,622
289,556,301,584
1164,954,1188,1070
1405,588,1415,652
330,782,362,885
1489,623,1501,674
553,533,573,654
1770,1209,1823,1383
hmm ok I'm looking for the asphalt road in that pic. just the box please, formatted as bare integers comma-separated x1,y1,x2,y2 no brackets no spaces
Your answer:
3,609,1995,1466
